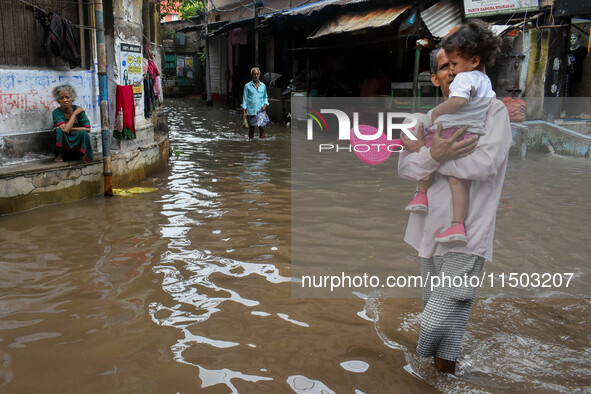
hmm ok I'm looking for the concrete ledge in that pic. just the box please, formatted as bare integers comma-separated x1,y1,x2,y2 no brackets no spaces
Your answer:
0,136,169,215
520,121,591,157
553,119,591,135
110,122,155,152
112,136,170,187
0,157,103,214
0,157,103,179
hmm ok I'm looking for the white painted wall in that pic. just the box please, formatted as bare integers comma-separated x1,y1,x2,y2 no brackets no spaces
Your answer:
0,68,101,136
113,37,150,129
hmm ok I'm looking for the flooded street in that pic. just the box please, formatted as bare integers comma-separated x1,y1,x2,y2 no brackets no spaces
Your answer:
0,98,590,393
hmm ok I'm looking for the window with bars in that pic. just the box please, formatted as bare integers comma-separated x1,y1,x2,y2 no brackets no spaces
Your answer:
0,0,91,68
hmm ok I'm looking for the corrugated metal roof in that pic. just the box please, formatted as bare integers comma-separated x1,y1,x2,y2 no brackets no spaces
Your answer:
283,0,370,17
421,0,462,38
207,0,371,37
309,5,410,39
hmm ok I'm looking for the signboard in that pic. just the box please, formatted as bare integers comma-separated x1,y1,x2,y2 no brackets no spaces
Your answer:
185,57,194,80
120,43,143,99
464,0,539,17
177,57,185,77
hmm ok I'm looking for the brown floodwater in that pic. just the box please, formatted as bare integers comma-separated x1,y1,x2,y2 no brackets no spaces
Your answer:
0,98,589,393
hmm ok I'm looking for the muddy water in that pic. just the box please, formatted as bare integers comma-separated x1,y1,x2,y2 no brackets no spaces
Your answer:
0,98,589,393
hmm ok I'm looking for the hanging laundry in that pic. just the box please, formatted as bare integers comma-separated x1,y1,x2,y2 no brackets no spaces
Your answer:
147,59,162,104
114,85,136,140
36,10,81,69
154,75,162,103
147,59,160,79
144,76,156,118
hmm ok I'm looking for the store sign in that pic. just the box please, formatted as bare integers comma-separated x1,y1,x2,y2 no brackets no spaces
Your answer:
464,0,539,17
120,43,143,99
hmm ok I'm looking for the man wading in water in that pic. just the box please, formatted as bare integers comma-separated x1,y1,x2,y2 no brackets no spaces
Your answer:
242,67,269,139
398,47,511,373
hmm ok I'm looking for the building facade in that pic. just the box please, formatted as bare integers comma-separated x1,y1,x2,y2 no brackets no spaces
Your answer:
0,0,169,214
202,0,589,122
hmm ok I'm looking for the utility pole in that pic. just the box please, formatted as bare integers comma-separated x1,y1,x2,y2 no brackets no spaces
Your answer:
94,0,112,196
254,7,259,66
204,0,213,106
254,0,264,66
412,0,425,113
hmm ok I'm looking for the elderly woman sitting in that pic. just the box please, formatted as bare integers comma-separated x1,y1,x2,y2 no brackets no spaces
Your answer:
52,84,93,162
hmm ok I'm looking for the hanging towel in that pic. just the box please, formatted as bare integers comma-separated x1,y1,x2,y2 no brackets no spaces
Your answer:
37,10,81,68
147,59,162,103
114,85,136,140
147,59,160,79
153,76,162,102
144,77,155,118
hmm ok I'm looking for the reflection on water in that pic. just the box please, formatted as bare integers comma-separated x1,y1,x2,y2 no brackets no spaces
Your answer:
0,98,589,392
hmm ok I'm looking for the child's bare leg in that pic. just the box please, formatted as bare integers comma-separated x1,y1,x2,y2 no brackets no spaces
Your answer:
434,177,470,245
448,176,469,222
417,175,431,193
406,175,432,214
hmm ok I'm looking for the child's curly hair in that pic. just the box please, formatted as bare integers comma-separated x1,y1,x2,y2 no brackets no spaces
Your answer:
441,19,502,67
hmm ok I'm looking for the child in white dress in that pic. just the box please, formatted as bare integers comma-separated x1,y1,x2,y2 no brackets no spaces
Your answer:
405,19,502,246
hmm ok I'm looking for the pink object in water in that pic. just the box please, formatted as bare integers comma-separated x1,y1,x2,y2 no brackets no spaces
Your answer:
349,124,401,165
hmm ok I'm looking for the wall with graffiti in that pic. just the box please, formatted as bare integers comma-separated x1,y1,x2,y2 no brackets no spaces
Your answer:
0,69,100,136
0,68,100,164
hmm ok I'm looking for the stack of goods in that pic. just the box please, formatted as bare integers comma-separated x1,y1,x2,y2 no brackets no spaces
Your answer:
501,97,526,123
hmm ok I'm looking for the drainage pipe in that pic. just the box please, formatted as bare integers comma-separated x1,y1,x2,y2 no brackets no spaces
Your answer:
93,0,113,195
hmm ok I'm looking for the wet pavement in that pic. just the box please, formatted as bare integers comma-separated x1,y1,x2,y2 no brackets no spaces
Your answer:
0,98,589,393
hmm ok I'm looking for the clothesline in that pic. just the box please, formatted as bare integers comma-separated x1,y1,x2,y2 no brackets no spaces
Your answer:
20,0,170,43
143,33,164,50
18,0,101,31
105,73,153,87
26,0,103,5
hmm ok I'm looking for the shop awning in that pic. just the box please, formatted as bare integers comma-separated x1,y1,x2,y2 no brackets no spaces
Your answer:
308,5,410,39
208,0,372,37
177,20,228,33
206,17,255,37
282,0,370,17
